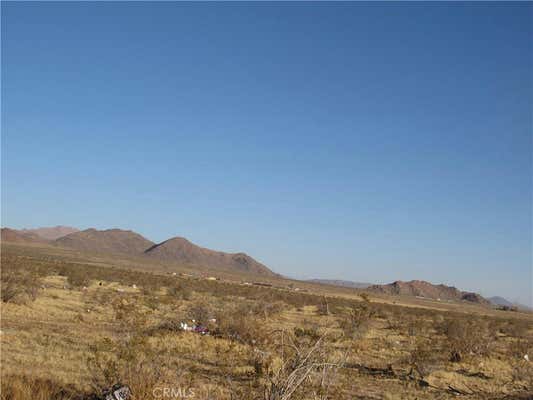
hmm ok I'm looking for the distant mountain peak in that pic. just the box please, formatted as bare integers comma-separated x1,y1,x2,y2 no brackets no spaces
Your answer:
367,280,489,305
488,296,531,311
163,236,194,244
55,228,154,255
144,237,274,276
1,228,48,244
45,226,275,276
20,225,79,240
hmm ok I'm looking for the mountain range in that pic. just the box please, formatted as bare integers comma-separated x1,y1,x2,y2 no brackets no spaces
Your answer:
0,227,47,244
144,237,271,275
1,225,514,306
489,296,515,308
366,280,490,305
55,228,154,255
1,226,274,276
488,296,531,311
20,225,79,240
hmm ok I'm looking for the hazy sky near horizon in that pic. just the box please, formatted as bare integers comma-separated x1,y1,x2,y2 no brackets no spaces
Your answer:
2,3,532,305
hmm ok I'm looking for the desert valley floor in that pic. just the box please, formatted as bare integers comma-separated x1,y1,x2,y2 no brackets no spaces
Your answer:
1,241,532,400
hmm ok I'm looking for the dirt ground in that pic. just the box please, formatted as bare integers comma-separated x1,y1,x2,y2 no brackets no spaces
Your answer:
1,243,532,399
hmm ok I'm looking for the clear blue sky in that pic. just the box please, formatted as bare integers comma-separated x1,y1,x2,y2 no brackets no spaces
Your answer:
2,3,531,305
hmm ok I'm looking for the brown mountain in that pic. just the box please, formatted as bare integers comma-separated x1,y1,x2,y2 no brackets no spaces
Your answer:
1,228,48,244
367,280,490,305
21,225,79,240
53,228,274,276
55,228,154,255
144,237,274,276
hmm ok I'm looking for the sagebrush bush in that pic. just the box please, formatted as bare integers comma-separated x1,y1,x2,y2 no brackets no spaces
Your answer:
214,303,268,346
406,338,442,379
166,283,192,300
56,265,90,288
186,300,213,324
440,317,492,360
509,338,533,359
1,267,41,303
338,303,375,340
294,326,321,341
88,296,168,399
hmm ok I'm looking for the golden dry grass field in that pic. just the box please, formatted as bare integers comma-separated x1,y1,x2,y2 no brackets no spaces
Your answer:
1,242,532,399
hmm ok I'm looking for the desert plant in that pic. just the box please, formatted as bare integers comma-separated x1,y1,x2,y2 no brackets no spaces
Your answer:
338,303,375,340
88,296,169,399
166,283,192,300
406,338,440,379
294,326,321,342
1,268,41,303
214,304,268,346
316,296,330,316
509,338,533,359
260,330,344,400
403,316,428,337
359,292,371,303
66,271,90,288
441,317,492,361
186,300,212,324
510,358,533,392
87,334,165,399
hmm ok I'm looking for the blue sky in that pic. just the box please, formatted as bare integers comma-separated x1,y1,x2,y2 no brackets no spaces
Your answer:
2,3,531,305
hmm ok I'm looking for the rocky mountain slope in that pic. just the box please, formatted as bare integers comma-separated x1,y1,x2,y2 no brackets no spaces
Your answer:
55,228,154,255
489,296,514,307
1,228,47,244
144,237,274,276
367,280,490,305
489,296,531,311
49,227,275,276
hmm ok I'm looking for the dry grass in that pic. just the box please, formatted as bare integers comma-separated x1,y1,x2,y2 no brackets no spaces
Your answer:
1,243,533,400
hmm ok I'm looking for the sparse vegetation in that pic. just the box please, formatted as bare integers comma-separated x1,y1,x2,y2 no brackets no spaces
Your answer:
338,302,375,339
1,243,533,399
1,265,42,304
440,317,492,361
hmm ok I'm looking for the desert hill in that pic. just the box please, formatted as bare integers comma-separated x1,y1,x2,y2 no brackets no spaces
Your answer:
1,228,48,244
144,237,274,276
367,280,490,305
51,227,275,276
21,225,79,240
489,296,514,308
55,228,154,255
489,296,531,311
